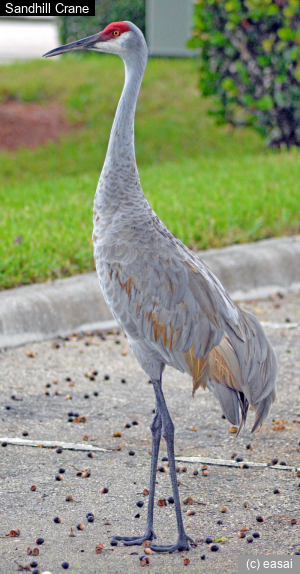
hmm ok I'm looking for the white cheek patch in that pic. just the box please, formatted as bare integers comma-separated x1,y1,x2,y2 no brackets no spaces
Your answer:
93,33,131,53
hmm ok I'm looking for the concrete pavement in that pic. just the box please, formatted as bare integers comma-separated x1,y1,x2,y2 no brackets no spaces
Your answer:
1,290,300,573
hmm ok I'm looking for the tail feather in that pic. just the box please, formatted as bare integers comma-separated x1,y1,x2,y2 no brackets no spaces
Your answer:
207,308,277,433
207,379,240,426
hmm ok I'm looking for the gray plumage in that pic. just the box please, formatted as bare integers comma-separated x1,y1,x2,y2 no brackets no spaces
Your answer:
44,21,277,553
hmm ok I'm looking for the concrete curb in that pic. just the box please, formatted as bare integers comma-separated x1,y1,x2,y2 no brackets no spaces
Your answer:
1,235,300,348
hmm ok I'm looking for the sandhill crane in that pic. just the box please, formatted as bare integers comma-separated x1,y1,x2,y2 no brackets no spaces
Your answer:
44,22,277,554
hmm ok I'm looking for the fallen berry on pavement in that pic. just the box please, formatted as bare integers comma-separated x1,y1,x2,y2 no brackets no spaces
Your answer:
35,538,44,545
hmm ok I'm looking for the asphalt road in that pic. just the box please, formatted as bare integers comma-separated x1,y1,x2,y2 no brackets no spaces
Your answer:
1,290,300,574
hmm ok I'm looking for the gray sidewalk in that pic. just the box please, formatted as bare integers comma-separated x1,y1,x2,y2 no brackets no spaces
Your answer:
0,290,300,573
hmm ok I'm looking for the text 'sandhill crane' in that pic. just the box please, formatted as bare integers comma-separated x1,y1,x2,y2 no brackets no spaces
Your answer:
44,22,277,554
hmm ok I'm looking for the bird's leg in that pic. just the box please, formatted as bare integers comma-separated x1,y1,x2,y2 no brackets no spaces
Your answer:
150,379,194,553
112,406,162,546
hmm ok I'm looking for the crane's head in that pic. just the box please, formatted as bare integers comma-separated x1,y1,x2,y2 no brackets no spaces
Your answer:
43,21,146,59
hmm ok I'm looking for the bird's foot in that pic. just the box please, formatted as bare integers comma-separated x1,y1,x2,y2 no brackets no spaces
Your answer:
112,528,156,547
150,534,194,553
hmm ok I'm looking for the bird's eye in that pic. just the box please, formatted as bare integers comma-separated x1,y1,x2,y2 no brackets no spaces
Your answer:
113,30,120,37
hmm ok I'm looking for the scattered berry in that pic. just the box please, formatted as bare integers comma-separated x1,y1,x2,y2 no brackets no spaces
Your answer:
291,518,297,525
30,562,38,568
87,452,95,458
132,420,139,425
253,532,260,538
279,461,287,466
124,423,131,428
56,447,63,454
246,444,253,450
210,544,219,551
88,515,94,523
84,394,89,399
59,468,66,474
22,431,29,436
31,485,37,491
192,470,198,476
77,524,84,530
161,456,168,461
235,455,243,462
129,450,135,456
135,513,140,518
68,417,74,423
157,498,167,506
93,391,99,396
101,487,109,494
247,536,253,543
35,538,44,545
137,501,144,508
104,374,110,380
55,474,63,481
273,488,281,494
54,517,62,523
1,442,7,447
111,539,118,546
61,562,69,570
158,466,166,473
206,537,213,544
256,515,265,523
168,496,174,504
238,532,246,538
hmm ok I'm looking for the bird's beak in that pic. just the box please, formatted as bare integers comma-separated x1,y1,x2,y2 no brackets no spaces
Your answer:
43,32,104,58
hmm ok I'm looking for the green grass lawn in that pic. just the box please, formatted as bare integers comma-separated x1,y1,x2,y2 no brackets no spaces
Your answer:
0,54,300,289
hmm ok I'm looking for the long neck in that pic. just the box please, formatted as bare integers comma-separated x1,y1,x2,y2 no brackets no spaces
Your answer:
102,48,147,179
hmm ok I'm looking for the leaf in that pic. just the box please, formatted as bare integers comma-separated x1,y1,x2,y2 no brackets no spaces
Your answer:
213,537,229,543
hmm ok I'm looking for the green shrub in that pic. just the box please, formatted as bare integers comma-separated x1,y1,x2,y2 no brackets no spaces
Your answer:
189,0,300,148
58,0,145,45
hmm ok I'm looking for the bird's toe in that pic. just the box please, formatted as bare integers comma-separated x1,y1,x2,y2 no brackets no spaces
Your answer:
150,535,194,553
112,529,156,546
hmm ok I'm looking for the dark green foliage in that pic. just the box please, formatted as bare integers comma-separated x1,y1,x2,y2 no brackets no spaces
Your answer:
189,0,300,147
58,0,145,44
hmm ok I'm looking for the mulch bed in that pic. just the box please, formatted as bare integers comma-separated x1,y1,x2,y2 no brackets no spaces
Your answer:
0,100,71,150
